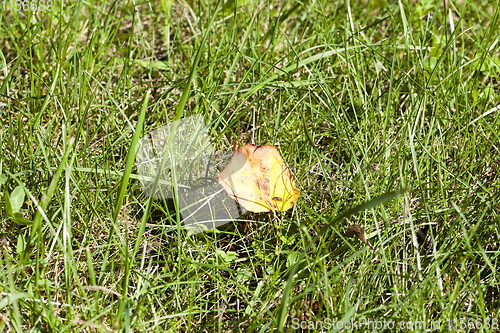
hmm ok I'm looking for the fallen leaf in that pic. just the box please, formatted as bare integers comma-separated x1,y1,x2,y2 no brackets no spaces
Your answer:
218,144,299,212
341,224,373,249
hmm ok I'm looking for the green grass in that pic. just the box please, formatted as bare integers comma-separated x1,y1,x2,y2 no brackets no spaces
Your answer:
1,0,499,331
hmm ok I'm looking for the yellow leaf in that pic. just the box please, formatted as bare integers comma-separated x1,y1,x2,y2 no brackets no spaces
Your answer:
218,144,299,212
